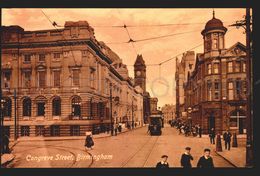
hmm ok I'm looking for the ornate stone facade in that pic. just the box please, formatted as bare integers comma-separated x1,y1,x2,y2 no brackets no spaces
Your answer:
1,21,144,138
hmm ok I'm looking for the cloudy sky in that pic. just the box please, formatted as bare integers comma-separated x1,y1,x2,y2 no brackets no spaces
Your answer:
2,8,246,107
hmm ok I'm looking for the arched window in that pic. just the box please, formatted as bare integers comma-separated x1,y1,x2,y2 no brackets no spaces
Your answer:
23,97,31,116
2,97,12,117
52,97,61,116
71,96,81,116
35,96,47,116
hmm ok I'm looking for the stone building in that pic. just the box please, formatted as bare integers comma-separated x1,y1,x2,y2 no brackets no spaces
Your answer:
1,21,143,138
175,51,195,120
183,13,247,134
161,104,176,123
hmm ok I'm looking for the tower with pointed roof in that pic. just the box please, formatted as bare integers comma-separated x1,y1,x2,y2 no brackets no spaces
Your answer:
134,54,146,92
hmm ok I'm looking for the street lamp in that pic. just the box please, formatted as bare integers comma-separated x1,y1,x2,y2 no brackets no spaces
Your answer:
0,55,2,167
0,99,3,168
132,96,134,129
109,83,113,136
109,83,120,136
188,107,192,129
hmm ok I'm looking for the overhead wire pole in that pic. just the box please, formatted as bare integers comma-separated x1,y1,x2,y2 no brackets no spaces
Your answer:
229,8,253,167
245,8,253,168
0,34,2,167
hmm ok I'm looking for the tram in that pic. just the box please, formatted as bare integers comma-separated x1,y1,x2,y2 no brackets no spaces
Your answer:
148,114,163,135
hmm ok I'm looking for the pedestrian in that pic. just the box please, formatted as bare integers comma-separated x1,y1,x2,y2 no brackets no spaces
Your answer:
197,148,214,168
209,128,216,144
179,125,182,135
156,155,169,168
180,147,193,168
184,125,189,136
85,132,94,150
114,124,118,136
3,134,10,153
223,129,232,150
147,125,151,135
118,124,122,133
198,125,202,138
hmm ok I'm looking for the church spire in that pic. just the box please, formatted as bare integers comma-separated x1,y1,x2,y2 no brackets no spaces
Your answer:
213,9,215,19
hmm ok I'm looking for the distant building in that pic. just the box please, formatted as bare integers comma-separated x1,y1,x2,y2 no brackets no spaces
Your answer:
161,104,176,123
175,51,195,121
1,21,143,138
183,12,247,134
149,97,158,115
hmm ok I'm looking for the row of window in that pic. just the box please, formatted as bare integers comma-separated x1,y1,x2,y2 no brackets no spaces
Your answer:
186,79,247,106
206,61,246,75
2,68,118,94
206,80,246,101
22,51,89,63
2,68,83,89
2,96,107,118
4,125,82,137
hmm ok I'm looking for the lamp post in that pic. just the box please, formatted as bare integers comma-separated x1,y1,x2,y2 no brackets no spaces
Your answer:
0,99,4,168
132,96,134,129
245,8,253,167
14,89,17,140
109,83,113,136
0,54,2,167
188,107,192,129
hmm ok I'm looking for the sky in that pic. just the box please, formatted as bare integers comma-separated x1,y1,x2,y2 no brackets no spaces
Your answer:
2,8,247,107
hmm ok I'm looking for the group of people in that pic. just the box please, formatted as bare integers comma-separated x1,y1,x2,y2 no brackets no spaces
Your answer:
208,128,233,150
156,147,214,168
173,121,202,138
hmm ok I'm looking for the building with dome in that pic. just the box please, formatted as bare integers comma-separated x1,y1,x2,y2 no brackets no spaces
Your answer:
181,12,248,134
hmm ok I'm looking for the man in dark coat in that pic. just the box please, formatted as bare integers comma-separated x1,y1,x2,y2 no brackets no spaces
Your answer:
156,155,169,168
209,128,216,144
223,130,232,150
3,134,10,153
181,147,193,168
197,148,214,168
198,125,202,138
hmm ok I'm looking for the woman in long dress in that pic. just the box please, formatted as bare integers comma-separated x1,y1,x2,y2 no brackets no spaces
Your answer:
85,132,94,150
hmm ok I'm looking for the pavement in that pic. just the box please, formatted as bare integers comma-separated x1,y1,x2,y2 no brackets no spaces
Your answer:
0,125,142,167
215,147,246,167
214,136,246,167
1,125,247,168
192,132,246,167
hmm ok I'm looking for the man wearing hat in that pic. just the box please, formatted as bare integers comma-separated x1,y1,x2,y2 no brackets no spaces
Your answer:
197,148,214,168
180,147,193,168
156,155,169,168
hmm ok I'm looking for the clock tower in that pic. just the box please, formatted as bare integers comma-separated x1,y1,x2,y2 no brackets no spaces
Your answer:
134,54,146,92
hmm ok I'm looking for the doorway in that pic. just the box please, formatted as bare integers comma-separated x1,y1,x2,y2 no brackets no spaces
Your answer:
208,114,215,133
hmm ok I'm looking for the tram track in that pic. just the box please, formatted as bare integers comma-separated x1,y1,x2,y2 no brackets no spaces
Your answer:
121,135,159,168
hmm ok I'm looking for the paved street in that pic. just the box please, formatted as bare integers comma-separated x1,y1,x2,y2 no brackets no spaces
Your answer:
9,125,233,168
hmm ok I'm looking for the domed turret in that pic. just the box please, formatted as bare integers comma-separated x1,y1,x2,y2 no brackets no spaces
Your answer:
201,11,227,35
202,10,227,53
